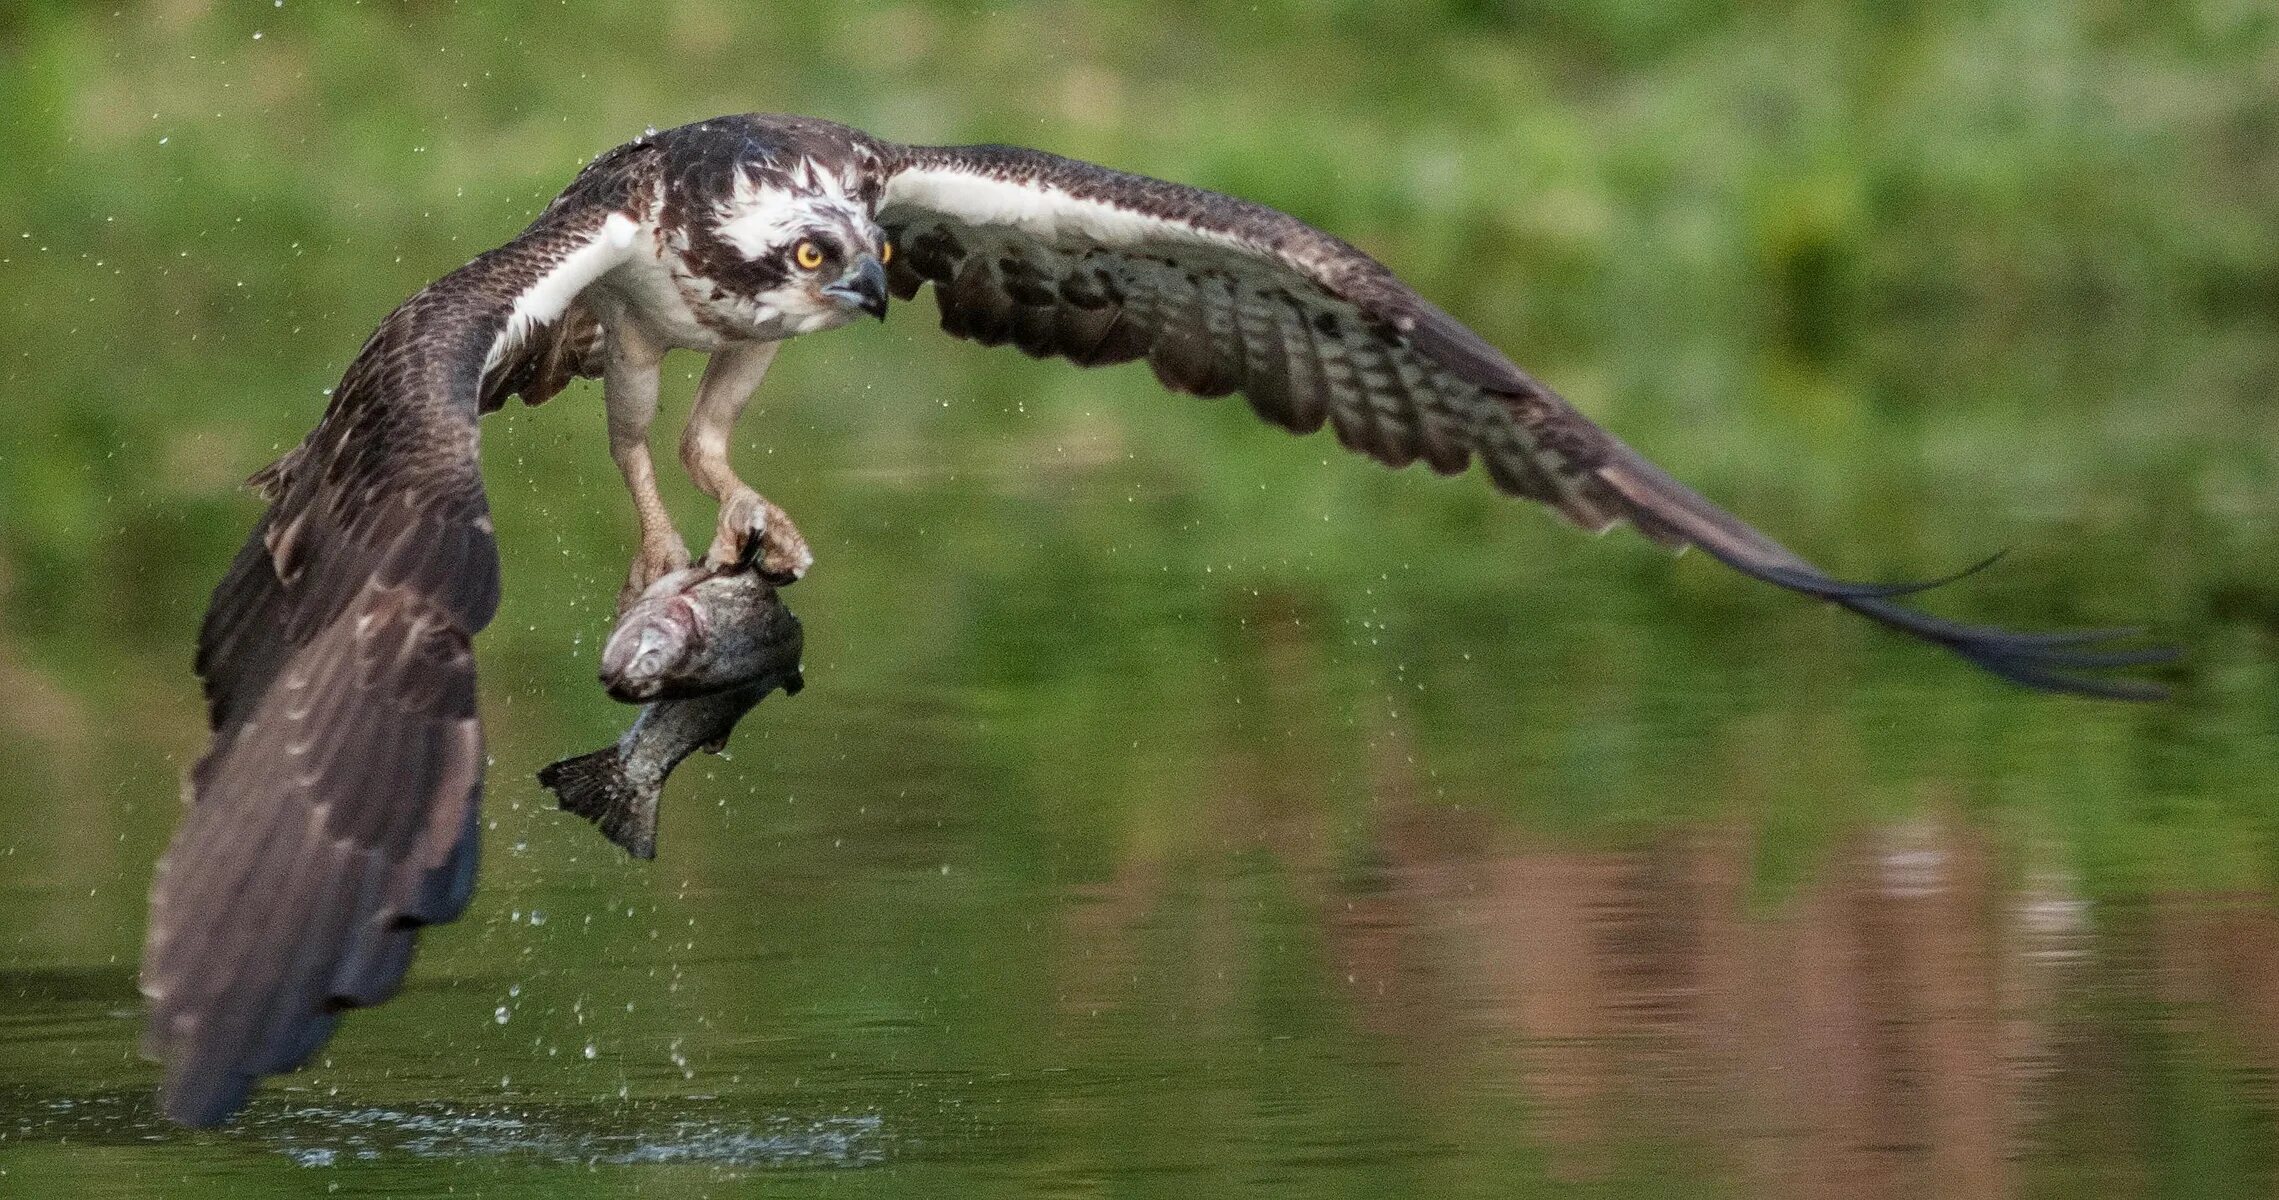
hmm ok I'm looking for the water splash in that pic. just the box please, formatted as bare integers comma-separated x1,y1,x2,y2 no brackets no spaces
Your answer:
5,1089,886,1170
266,1102,887,1168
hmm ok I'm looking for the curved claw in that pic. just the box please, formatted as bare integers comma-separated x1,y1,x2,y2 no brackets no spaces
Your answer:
705,488,813,584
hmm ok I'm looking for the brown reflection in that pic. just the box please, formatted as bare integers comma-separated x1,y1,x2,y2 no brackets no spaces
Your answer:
1039,603,2056,1190
2139,888,2279,1197
1296,799,2099,1193
1351,807,2101,1197
1034,589,2279,1193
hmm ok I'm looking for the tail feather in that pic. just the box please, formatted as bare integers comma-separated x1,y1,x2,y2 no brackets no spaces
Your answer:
537,748,657,860
1589,448,2178,699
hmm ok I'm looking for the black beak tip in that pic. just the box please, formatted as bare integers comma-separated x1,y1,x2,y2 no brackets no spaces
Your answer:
828,256,890,321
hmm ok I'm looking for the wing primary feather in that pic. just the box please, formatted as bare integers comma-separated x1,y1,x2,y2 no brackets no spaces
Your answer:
1592,449,2176,698
881,140,2174,697
1739,549,2013,602
145,187,647,1125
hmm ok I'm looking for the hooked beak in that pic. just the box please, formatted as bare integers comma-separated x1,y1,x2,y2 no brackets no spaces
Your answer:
822,254,888,321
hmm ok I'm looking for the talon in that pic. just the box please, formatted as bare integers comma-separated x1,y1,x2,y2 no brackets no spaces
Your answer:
705,487,813,583
758,535,813,585
619,538,692,614
732,504,768,570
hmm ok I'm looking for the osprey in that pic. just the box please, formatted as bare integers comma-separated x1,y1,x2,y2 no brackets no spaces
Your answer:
143,113,2171,1125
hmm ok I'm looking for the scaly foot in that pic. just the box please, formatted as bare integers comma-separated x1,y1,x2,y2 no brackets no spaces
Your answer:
705,486,813,584
619,534,692,614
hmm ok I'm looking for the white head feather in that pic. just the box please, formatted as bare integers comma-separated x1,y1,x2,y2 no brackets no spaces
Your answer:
714,159,870,259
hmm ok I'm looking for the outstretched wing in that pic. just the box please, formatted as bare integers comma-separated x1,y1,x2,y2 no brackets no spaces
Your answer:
142,176,647,1125
877,144,2171,697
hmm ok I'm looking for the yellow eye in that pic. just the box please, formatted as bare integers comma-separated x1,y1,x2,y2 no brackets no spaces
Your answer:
794,240,825,270
879,240,893,265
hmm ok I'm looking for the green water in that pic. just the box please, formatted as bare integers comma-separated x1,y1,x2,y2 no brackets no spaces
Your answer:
4,2,2277,1195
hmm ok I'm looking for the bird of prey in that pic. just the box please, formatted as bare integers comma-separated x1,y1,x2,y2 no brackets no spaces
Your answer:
143,113,2171,1125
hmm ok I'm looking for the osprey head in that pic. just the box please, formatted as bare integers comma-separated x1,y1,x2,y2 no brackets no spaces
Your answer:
697,153,890,335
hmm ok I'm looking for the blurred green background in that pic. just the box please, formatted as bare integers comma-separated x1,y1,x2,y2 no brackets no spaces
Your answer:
2,1,2276,1195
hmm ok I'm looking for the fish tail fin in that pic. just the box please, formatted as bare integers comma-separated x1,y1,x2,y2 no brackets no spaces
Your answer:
537,747,657,860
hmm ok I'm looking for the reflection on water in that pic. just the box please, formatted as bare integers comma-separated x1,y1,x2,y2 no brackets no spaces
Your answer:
1319,814,2080,1196
1039,775,2279,1196
9,774,2279,1193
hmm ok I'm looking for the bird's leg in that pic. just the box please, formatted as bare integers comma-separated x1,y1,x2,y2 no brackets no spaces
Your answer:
681,340,812,582
603,323,689,612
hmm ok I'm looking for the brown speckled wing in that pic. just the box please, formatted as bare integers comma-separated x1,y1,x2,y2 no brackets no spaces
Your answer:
143,146,656,1127
876,143,2172,698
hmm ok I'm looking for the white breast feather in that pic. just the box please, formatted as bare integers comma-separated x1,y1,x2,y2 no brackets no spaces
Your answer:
485,213,638,372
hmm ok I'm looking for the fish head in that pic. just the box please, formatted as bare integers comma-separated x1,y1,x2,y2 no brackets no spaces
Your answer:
599,580,712,703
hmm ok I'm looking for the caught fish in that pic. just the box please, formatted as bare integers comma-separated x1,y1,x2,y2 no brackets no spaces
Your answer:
594,562,805,704
538,564,804,859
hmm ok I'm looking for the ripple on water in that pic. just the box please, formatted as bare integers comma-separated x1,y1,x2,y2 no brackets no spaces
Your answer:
7,1089,886,1169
